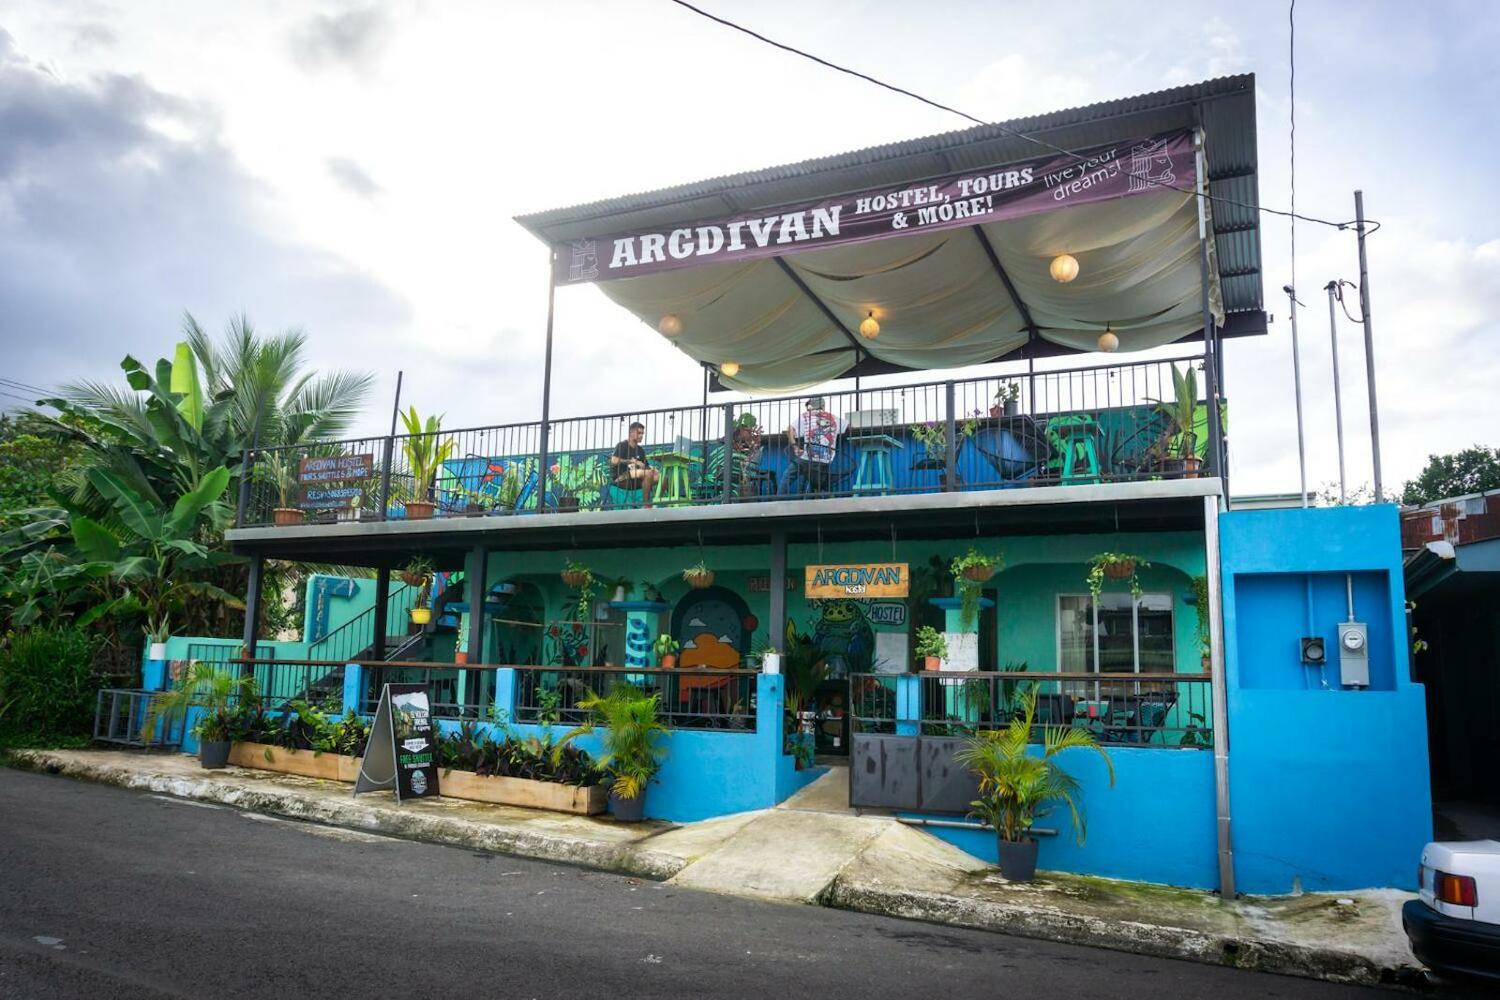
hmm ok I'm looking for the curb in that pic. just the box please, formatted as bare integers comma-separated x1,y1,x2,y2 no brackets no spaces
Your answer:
822,877,1415,988
9,750,689,881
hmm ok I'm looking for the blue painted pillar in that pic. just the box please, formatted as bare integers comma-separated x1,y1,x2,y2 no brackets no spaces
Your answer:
612,600,670,679
342,663,363,716
755,673,786,801
493,667,518,726
895,674,921,736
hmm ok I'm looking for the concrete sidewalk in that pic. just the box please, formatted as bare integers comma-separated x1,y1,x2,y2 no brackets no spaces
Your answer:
9,749,1421,987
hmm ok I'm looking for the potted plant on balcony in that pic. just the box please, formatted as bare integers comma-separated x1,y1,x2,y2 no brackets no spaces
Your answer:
1087,553,1148,600
682,560,715,589
915,625,948,671
956,686,1115,882
951,548,1002,630
989,380,1021,417
399,406,455,519
143,662,260,769
1155,364,1202,478
566,685,667,822
257,451,304,526
653,634,680,668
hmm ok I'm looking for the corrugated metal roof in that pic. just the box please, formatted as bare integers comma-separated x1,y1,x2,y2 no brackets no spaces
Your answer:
515,74,1263,317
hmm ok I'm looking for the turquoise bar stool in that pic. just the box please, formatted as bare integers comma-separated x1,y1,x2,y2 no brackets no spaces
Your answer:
851,434,902,495
605,483,646,509
1046,415,1101,484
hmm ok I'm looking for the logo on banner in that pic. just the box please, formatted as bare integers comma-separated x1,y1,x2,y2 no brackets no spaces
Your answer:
1128,137,1177,193
566,239,599,281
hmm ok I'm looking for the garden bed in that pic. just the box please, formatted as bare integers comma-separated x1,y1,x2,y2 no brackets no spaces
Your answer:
440,769,607,815
229,742,362,782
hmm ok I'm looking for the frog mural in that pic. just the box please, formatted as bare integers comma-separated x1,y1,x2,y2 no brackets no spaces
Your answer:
811,599,875,678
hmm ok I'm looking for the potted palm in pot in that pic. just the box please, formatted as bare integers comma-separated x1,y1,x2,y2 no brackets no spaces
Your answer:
257,451,304,526
955,686,1115,881
1154,363,1202,478
399,407,455,519
566,685,667,822
143,662,260,769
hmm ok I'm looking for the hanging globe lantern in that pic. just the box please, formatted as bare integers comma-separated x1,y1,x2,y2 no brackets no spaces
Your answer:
657,313,683,337
719,361,740,377
1097,326,1119,353
858,311,880,339
1050,253,1080,283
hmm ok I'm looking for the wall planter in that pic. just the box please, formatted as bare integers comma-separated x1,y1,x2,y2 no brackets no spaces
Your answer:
441,770,607,815
405,500,436,520
229,743,363,782
272,507,304,526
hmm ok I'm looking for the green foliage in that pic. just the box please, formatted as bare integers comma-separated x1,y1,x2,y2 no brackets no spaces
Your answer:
437,720,602,786
549,454,608,508
563,559,598,621
0,626,101,748
782,627,828,719
652,633,680,658
398,407,456,501
1401,445,1500,506
232,700,371,757
681,560,712,582
955,686,1115,845
1086,553,1149,600
143,661,259,744
564,685,667,800
914,625,948,661
1190,576,1211,655
1153,363,1200,460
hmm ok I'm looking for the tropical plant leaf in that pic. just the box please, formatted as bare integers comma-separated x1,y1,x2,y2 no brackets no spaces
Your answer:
69,515,121,562
170,340,205,432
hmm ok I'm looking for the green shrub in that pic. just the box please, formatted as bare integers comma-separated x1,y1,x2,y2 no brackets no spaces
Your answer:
0,626,102,748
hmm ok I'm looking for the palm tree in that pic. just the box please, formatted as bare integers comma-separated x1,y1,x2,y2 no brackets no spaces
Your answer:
954,686,1115,846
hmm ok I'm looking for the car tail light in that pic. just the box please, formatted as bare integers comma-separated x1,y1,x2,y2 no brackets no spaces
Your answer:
1433,870,1479,907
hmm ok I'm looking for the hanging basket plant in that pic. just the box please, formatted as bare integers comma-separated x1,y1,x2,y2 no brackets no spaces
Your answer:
950,548,1003,630
682,560,715,589
560,560,592,590
400,556,434,588
1087,553,1149,600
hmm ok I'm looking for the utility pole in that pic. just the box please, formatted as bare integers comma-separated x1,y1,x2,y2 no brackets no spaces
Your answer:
1354,191,1383,500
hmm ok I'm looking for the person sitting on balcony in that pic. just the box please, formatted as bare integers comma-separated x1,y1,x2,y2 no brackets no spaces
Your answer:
610,421,658,508
785,396,841,494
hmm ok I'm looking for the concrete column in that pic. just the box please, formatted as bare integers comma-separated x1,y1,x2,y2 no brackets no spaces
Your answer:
929,596,991,720
1204,493,1236,898
769,529,787,648
466,546,488,664
240,553,264,659
372,566,390,660
342,663,364,716
612,600,671,674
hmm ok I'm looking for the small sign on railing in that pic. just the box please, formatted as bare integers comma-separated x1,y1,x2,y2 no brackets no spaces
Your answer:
298,454,374,484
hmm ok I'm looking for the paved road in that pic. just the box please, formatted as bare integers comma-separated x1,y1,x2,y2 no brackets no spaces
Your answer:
0,768,1468,999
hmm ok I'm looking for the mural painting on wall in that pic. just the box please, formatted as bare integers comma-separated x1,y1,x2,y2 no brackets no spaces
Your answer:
546,621,590,667
673,587,754,669
807,599,908,676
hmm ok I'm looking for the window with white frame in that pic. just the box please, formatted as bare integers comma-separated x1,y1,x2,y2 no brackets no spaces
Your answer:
1057,593,1175,673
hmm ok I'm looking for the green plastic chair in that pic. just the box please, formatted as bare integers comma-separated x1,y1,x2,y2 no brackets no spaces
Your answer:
1045,414,1101,483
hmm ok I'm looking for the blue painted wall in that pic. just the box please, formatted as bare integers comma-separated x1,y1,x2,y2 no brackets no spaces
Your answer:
923,746,1218,889
1220,505,1432,894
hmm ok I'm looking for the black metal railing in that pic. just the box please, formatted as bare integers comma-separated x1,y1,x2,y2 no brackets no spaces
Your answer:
849,671,1213,748
228,659,348,711
357,661,498,720
237,354,1220,527
306,583,419,663
512,666,758,731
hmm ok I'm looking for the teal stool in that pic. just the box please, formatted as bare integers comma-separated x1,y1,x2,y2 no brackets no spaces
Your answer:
1046,415,1101,484
605,483,646,509
851,434,901,495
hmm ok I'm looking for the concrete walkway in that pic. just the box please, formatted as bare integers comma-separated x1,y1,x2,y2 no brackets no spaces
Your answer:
9,749,1421,987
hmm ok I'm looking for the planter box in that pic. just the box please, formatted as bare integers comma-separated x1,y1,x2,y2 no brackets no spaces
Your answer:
229,742,362,782
440,769,607,815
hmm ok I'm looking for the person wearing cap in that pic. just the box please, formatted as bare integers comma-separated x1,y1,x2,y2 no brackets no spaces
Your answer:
785,395,841,493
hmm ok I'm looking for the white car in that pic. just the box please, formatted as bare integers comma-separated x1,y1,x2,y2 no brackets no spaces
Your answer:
1403,840,1500,982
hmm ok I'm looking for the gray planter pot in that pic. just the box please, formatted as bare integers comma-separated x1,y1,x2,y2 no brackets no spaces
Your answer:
996,837,1039,881
609,790,646,822
199,740,232,769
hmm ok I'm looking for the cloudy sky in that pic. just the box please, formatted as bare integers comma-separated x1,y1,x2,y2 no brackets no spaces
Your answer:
2,1,1496,497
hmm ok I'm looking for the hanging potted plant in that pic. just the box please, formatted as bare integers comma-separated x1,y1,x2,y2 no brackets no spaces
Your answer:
653,633,680,668
399,406,456,519
561,559,592,590
915,625,948,671
1087,553,1149,600
951,549,1002,631
257,451,304,526
561,559,598,620
682,560,715,589
564,685,668,822
956,686,1115,882
403,557,435,626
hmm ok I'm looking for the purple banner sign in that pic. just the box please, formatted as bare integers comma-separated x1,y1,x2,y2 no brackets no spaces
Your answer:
555,130,1194,285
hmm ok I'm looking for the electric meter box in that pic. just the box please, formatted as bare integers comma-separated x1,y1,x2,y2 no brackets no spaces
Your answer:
1337,621,1370,687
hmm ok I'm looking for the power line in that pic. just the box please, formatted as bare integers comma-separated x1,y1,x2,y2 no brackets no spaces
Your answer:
0,377,47,395
668,0,1377,234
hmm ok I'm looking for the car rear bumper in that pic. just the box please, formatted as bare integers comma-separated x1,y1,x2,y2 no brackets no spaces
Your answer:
1403,899,1500,981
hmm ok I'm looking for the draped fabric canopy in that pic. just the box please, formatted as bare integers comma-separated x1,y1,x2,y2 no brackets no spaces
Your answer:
516,76,1261,394
598,188,1224,391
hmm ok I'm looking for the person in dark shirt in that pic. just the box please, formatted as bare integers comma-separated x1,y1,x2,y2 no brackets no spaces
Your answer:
610,421,659,508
